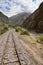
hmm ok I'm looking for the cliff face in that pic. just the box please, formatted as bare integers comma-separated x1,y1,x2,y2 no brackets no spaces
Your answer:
22,2,43,33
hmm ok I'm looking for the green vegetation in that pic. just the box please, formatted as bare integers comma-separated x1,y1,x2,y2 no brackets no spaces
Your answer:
15,26,29,35
0,24,15,35
39,34,43,42
15,26,22,32
20,30,29,35
4,26,8,30
0,25,8,34
8,24,15,28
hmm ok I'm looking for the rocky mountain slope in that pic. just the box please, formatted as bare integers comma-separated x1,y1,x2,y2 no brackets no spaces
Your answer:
9,12,31,26
0,12,9,24
22,2,43,33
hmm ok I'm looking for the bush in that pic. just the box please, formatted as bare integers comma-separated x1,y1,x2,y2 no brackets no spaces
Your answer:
15,28,19,32
4,26,8,30
39,34,43,41
0,26,8,34
15,26,29,35
20,30,29,35
15,26,22,32
0,29,5,34
8,24,15,28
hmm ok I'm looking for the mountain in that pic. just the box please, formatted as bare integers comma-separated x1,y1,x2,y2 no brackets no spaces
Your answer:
9,12,31,26
22,2,43,33
0,12,9,24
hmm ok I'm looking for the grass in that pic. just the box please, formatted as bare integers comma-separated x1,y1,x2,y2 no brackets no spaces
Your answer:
15,26,29,35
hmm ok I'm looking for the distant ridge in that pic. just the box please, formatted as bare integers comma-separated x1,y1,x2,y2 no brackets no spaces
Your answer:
9,12,31,26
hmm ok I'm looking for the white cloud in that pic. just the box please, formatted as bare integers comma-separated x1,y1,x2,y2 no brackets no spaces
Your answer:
0,0,43,17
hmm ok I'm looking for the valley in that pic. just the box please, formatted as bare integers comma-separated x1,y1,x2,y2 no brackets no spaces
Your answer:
0,2,43,65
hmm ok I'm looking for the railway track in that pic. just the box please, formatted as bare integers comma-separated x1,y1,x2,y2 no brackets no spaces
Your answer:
0,30,43,65
0,31,27,65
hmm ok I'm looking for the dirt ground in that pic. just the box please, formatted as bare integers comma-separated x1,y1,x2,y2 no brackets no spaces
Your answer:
16,30,43,65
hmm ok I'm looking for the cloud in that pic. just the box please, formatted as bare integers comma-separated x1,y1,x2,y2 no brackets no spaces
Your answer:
5,6,10,11
32,0,36,2
0,0,43,17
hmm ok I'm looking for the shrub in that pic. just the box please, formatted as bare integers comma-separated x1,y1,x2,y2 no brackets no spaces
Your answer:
9,25,15,28
0,26,8,34
20,30,29,35
4,26,8,30
0,29,5,34
39,34,43,41
15,26,29,35
15,28,19,32
15,26,22,32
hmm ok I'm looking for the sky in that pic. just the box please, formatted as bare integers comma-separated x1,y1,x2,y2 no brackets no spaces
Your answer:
0,0,43,17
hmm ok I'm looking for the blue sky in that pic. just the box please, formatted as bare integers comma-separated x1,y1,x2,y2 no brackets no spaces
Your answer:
0,0,43,17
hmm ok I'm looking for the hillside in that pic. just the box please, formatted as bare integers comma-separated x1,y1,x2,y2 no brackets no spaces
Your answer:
9,12,31,26
0,12,9,34
0,12,9,24
22,2,43,33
